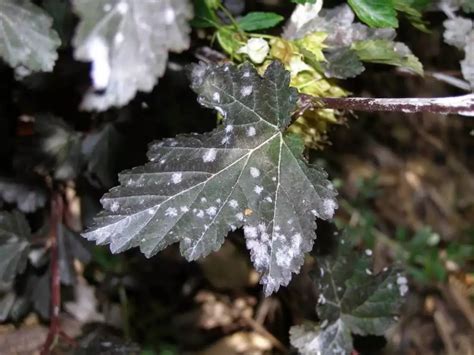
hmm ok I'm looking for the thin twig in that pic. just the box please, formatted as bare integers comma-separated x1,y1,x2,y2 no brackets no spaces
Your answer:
41,193,77,354
297,93,474,117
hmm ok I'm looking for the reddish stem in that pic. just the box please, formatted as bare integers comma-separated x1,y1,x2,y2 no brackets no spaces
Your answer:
41,192,70,355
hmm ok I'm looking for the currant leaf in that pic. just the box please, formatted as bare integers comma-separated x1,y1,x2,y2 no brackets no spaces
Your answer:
0,0,61,75
72,0,193,111
290,232,407,355
83,62,337,295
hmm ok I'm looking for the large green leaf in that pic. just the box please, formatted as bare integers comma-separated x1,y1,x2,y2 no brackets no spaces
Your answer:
0,211,31,283
83,62,337,295
0,0,61,75
348,0,398,28
290,232,407,355
72,0,193,111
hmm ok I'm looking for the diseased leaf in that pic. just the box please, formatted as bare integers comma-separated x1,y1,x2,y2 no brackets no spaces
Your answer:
0,177,47,213
443,16,474,88
283,4,422,77
0,211,31,283
0,0,61,76
72,0,193,111
347,0,398,28
461,32,474,88
443,17,472,50
237,12,284,31
83,62,337,295
82,123,123,188
284,4,396,45
352,39,423,75
290,232,407,355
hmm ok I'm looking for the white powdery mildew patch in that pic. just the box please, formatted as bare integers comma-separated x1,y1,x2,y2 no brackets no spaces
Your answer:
165,207,177,217
196,209,204,218
244,225,258,238
245,224,271,268
275,233,302,268
180,206,189,212
148,207,158,215
229,199,239,208
246,126,256,137
254,185,264,195
236,212,244,221
206,206,217,216
265,196,273,203
396,274,409,296
241,85,253,97
221,136,230,144
202,148,217,162
212,92,220,102
225,125,233,133
322,198,337,218
171,172,182,184
250,167,260,178
110,201,119,212
365,249,372,256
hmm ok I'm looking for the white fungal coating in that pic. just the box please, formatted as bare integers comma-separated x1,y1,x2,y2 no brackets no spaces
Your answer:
206,206,217,216
322,198,336,218
229,200,239,208
110,201,119,212
165,207,177,217
241,85,253,97
250,167,260,178
202,148,217,162
171,172,182,184
254,185,264,195
247,126,256,137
